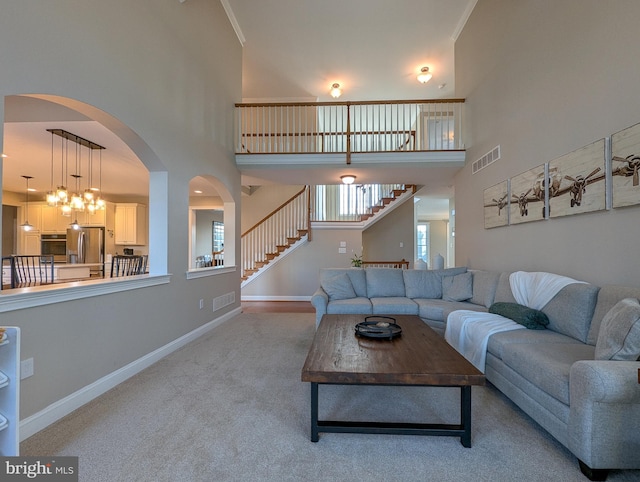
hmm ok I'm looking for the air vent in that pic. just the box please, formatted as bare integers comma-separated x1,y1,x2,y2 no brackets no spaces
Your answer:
472,145,501,174
213,292,236,312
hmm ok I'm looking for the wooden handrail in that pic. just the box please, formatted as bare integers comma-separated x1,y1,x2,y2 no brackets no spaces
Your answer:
361,259,410,269
236,99,465,108
242,186,308,237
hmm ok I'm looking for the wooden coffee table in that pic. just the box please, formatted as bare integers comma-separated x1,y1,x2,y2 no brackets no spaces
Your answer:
301,314,485,446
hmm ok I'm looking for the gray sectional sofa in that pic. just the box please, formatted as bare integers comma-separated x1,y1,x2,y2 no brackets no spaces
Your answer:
311,267,640,480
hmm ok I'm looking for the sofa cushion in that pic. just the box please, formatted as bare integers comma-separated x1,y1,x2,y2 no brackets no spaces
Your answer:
588,285,640,345
595,298,640,361
489,302,549,329
366,268,405,298
470,270,501,307
403,270,442,299
321,273,356,301
501,342,596,405
371,297,419,315
320,268,367,297
493,271,517,304
487,329,582,360
442,272,473,302
541,283,600,343
326,297,372,315
415,299,486,322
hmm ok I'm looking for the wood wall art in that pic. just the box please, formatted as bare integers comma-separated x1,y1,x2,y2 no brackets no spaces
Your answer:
483,180,509,228
509,164,546,225
548,139,606,218
611,122,640,208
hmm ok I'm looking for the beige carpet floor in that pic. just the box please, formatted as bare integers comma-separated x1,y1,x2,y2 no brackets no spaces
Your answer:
21,312,640,481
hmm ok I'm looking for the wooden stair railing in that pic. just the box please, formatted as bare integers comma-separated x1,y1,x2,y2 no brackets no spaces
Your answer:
361,259,410,269
358,184,416,222
241,186,311,281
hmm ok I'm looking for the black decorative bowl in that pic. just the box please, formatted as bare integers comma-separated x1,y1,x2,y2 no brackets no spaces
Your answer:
355,316,402,340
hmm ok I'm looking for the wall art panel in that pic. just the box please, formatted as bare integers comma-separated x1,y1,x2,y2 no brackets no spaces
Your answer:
509,164,546,225
483,180,509,228
548,139,606,218
611,123,640,208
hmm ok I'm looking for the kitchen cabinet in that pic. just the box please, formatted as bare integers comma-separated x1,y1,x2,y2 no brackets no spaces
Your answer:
41,205,73,233
21,204,42,232
115,203,146,245
0,326,20,456
22,232,41,255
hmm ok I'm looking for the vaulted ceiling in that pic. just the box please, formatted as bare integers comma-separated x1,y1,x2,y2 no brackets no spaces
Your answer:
2,1,476,217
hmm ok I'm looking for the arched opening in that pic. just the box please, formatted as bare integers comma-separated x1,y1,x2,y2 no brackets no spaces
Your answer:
188,175,235,273
1,94,168,287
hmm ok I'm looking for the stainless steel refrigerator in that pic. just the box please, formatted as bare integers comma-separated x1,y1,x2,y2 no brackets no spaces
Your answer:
66,226,105,277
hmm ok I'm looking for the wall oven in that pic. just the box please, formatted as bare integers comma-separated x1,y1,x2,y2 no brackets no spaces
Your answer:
41,234,67,263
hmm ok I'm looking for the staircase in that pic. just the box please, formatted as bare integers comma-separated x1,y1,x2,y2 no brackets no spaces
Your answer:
241,186,310,284
241,183,416,285
358,184,417,224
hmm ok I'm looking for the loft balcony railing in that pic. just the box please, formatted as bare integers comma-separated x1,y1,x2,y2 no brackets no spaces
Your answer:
310,183,408,222
235,99,464,161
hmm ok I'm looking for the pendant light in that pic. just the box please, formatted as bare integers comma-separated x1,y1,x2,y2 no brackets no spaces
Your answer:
95,148,106,210
21,175,34,231
46,131,57,206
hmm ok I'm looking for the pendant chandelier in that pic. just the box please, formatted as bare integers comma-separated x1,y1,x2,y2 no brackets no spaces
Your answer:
46,129,106,216
21,175,34,231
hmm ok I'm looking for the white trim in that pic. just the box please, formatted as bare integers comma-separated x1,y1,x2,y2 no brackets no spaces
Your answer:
186,265,237,280
19,306,242,441
350,151,465,166
311,221,363,230
0,275,172,313
452,0,478,41
240,237,308,288
241,295,311,302
236,153,346,167
219,0,245,46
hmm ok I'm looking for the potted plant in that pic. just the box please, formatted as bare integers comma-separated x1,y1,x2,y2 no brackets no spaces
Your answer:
350,252,362,267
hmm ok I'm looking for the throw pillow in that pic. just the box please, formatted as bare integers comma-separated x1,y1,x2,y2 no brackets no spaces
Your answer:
321,273,357,301
489,302,549,330
442,272,473,302
595,298,640,361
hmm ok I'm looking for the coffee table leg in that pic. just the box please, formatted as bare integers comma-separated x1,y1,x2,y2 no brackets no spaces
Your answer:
310,383,319,442
460,386,472,447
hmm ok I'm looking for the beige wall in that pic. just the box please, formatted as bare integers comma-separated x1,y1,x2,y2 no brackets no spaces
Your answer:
240,184,305,233
455,0,640,287
241,227,362,298
0,0,242,422
362,200,415,265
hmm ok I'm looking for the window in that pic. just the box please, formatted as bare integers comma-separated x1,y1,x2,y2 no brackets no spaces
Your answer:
416,223,430,263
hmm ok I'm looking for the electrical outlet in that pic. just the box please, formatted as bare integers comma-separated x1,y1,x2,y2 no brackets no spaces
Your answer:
199,299,204,310
21,358,34,379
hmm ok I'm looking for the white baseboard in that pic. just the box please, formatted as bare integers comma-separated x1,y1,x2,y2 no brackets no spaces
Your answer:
19,306,242,441
240,295,311,301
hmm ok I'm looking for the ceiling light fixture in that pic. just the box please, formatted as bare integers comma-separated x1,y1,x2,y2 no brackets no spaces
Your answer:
341,175,356,185
47,129,106,215
330,83,342,99
21,175,34,232
417,66,432,84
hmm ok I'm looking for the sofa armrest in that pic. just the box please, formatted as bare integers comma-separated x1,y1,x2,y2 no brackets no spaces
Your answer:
311,288,329,327
568,360,640,469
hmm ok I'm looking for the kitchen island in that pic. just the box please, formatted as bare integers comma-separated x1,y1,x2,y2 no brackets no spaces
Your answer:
55,263,104,280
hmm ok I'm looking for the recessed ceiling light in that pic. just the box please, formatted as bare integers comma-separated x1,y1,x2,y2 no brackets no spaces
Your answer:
194,190,203,194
